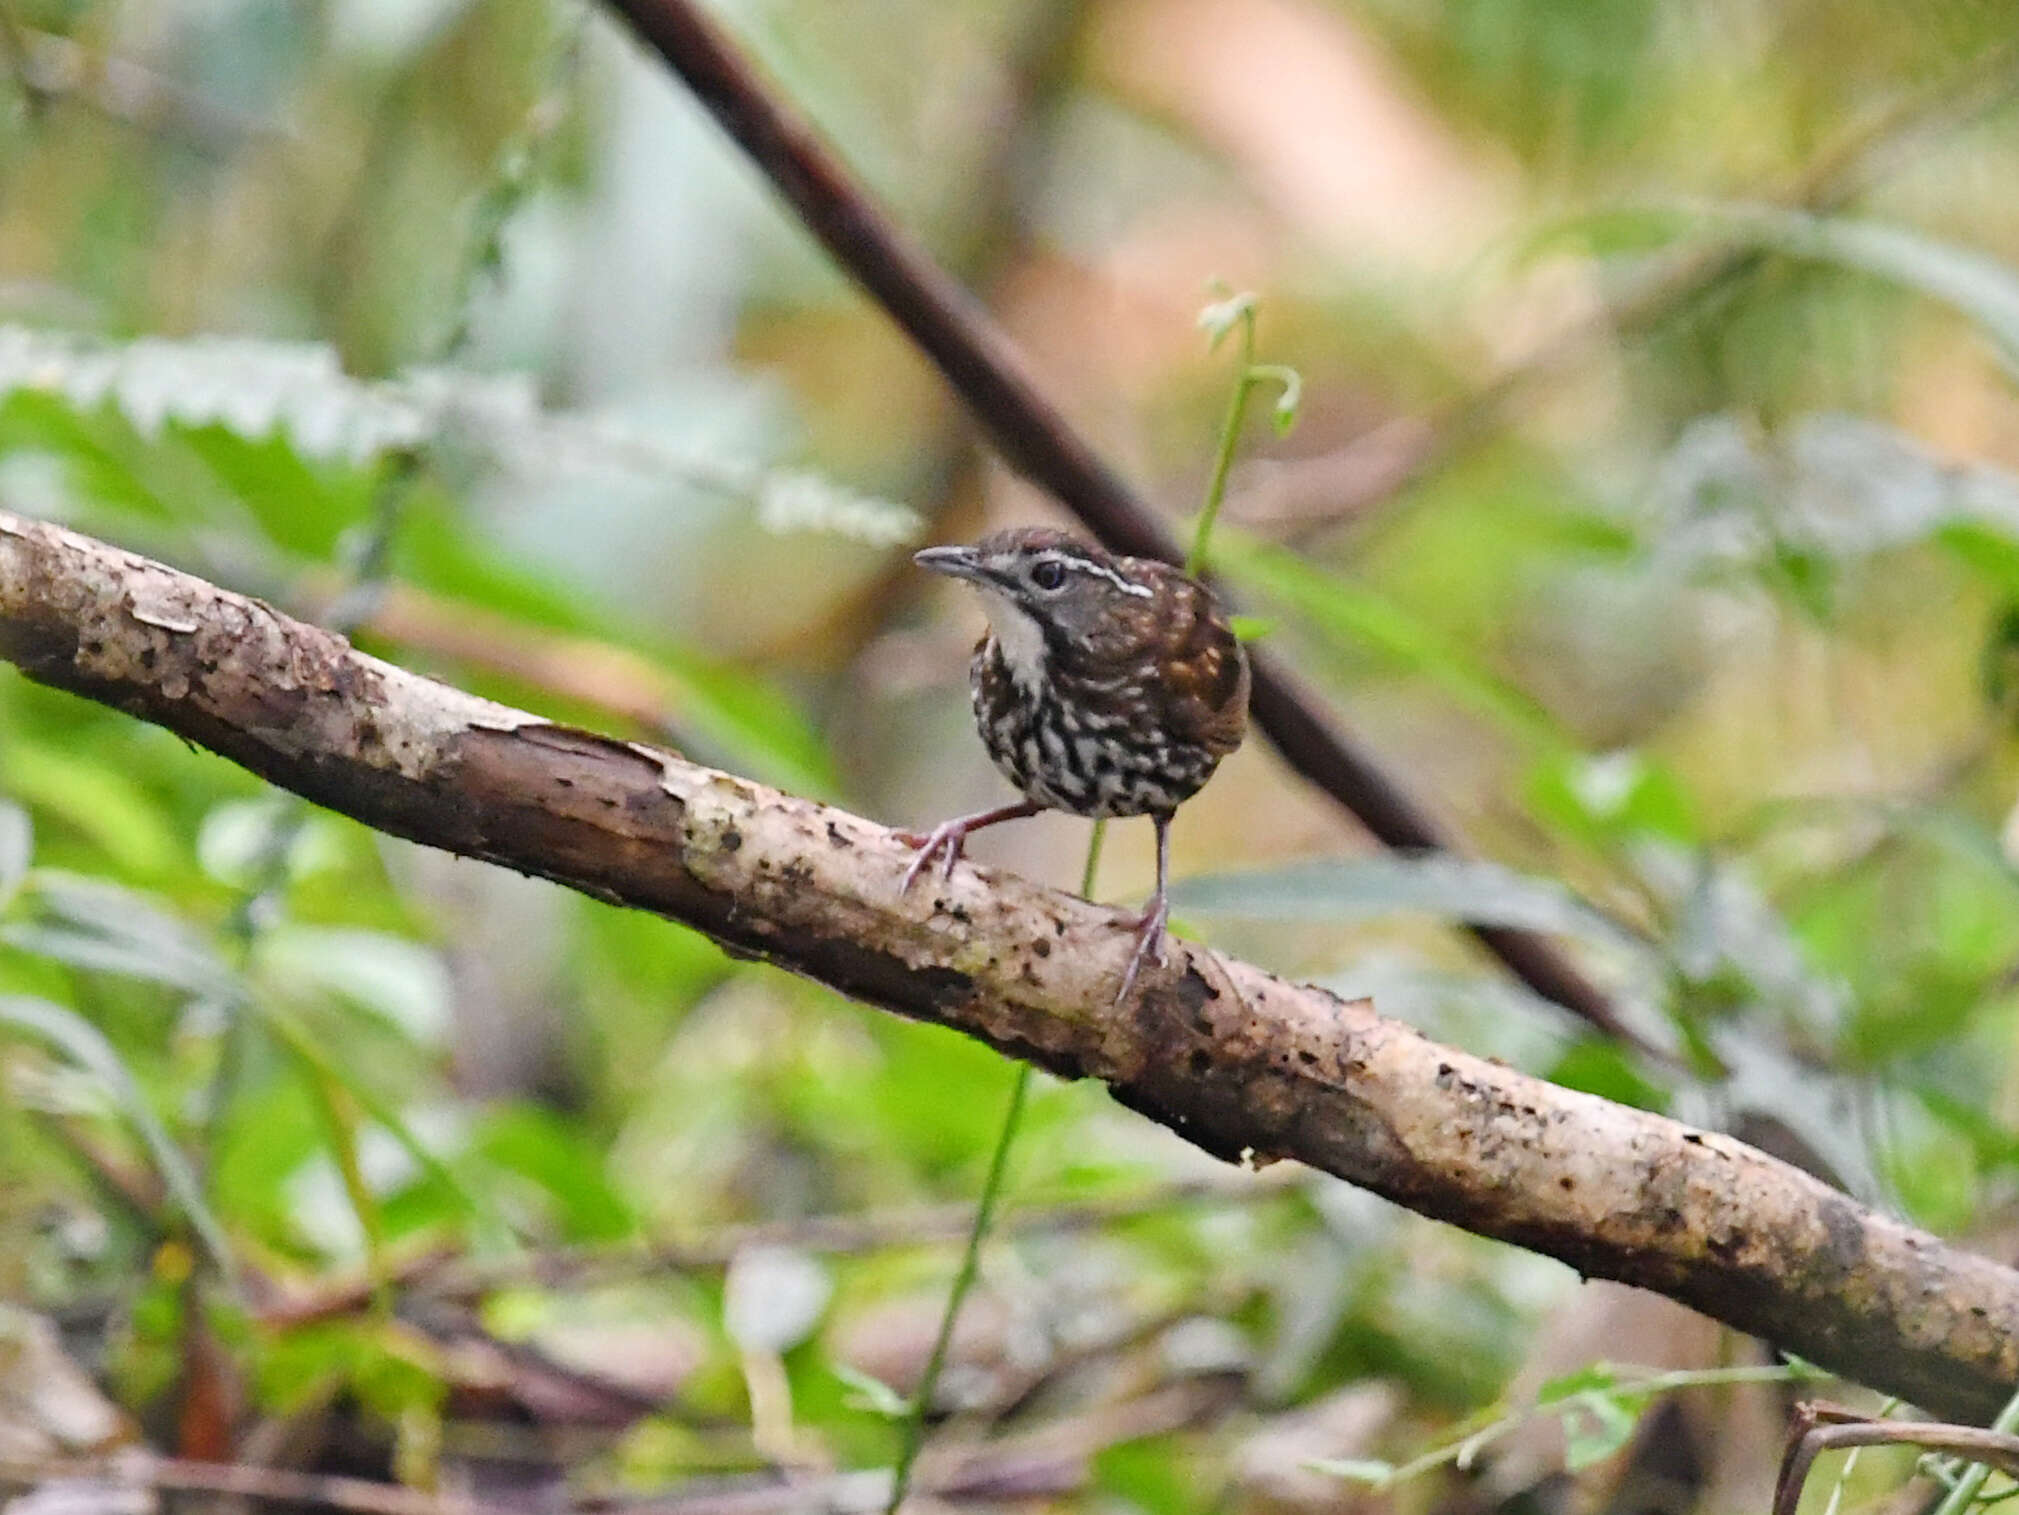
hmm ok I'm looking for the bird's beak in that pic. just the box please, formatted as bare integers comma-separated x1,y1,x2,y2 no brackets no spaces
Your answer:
913,544,990,585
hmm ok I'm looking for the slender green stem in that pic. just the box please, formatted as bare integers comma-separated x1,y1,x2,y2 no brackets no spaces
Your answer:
1188,304,1257,578
1930,1385,2019,1515
300,1060,393,1315
1080,818,1108,897
1328,1360,1827,1491
1823,1399,1899,1515
881,1068,1031,1513
196,805,309,1242
440,6,585,361
883,823,1108,1513
889,287,1265,1505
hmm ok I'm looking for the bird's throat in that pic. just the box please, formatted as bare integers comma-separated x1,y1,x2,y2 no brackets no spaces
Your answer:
980,590,1049,691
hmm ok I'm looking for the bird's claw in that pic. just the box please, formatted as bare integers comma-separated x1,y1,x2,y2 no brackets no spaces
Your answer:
1115,895,1170,1003
897,821,967,894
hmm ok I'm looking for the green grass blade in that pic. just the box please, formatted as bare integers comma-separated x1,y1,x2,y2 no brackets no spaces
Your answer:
0,994,235,1279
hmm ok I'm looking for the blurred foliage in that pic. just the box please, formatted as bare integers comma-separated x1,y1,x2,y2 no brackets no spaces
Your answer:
6,0,2019,1511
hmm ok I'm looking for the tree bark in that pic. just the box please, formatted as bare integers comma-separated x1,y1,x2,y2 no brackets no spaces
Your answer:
2,508,2016,1421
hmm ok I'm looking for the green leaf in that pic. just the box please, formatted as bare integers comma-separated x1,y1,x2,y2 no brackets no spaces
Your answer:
831,1363,909,1419
1873,1085,1981,1232
1647,415,2019,580
0,391,171,524
389,509,843,800
1173,856,1672,1051
207,1076,327,1250
1168,855,1648,959
320,1318,447,1423
1769,544,1834,622
474,1104,634,1242
10,873,234,998
1942,522,2019,596
1673,202,2019,373
1227,614,1275,642
1214,531,1571,755
0,994,233,1277
0,802,29,909
179,423,364,559
257,1003,503,1246
1562,1389,1640,1470
297,1054,387,1279
3,741,181,878
1094,1437,1207,1515
1,922,222,993
1252,363,1302,434
654,648,843,800
197,798,344,889
1516,203,1699,264
1918,1084,2019,1172
1537,1362,1619,1405
1647,845,1848,1033
257,927,453,1046
1525,749,1699,848
1546,1041,1671,1112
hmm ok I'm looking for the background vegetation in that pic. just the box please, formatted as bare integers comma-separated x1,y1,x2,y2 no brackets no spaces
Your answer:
7,0,2019,1509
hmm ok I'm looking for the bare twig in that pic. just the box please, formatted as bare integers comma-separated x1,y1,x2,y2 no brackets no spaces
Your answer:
592,0,1652,1055
253,1175,1281,1331
600,1380,1227,1515
1773,1402,2019,1515
0,1389,1222,1515
0,1457,518,1515
7,509,2019,1420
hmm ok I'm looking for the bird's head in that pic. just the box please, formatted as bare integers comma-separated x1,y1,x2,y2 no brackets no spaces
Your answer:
914,528,1157,680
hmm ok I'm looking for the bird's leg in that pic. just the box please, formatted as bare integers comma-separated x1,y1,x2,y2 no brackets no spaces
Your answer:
898,799,1045,893
1116,813,1173,1003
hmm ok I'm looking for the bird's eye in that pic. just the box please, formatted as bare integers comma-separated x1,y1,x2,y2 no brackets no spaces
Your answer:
1030,559,1067,591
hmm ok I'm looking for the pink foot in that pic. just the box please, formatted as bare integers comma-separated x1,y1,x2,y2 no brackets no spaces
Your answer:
897,819,971,894
895,801,1044,897
1115,894,1170,1003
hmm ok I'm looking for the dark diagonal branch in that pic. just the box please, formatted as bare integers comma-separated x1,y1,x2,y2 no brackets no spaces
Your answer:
592,0,1650,1054
4,508,2018,1420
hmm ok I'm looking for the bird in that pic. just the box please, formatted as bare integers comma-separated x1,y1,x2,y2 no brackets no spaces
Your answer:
899,527,1249,1001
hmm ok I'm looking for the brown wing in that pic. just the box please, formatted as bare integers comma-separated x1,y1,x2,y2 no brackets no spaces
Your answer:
1154,575,1249,759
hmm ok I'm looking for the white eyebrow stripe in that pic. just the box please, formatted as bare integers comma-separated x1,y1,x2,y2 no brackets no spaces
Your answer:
1064,557,1153,598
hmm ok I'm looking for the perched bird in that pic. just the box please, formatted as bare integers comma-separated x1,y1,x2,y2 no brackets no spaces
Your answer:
901,527,1249,1000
